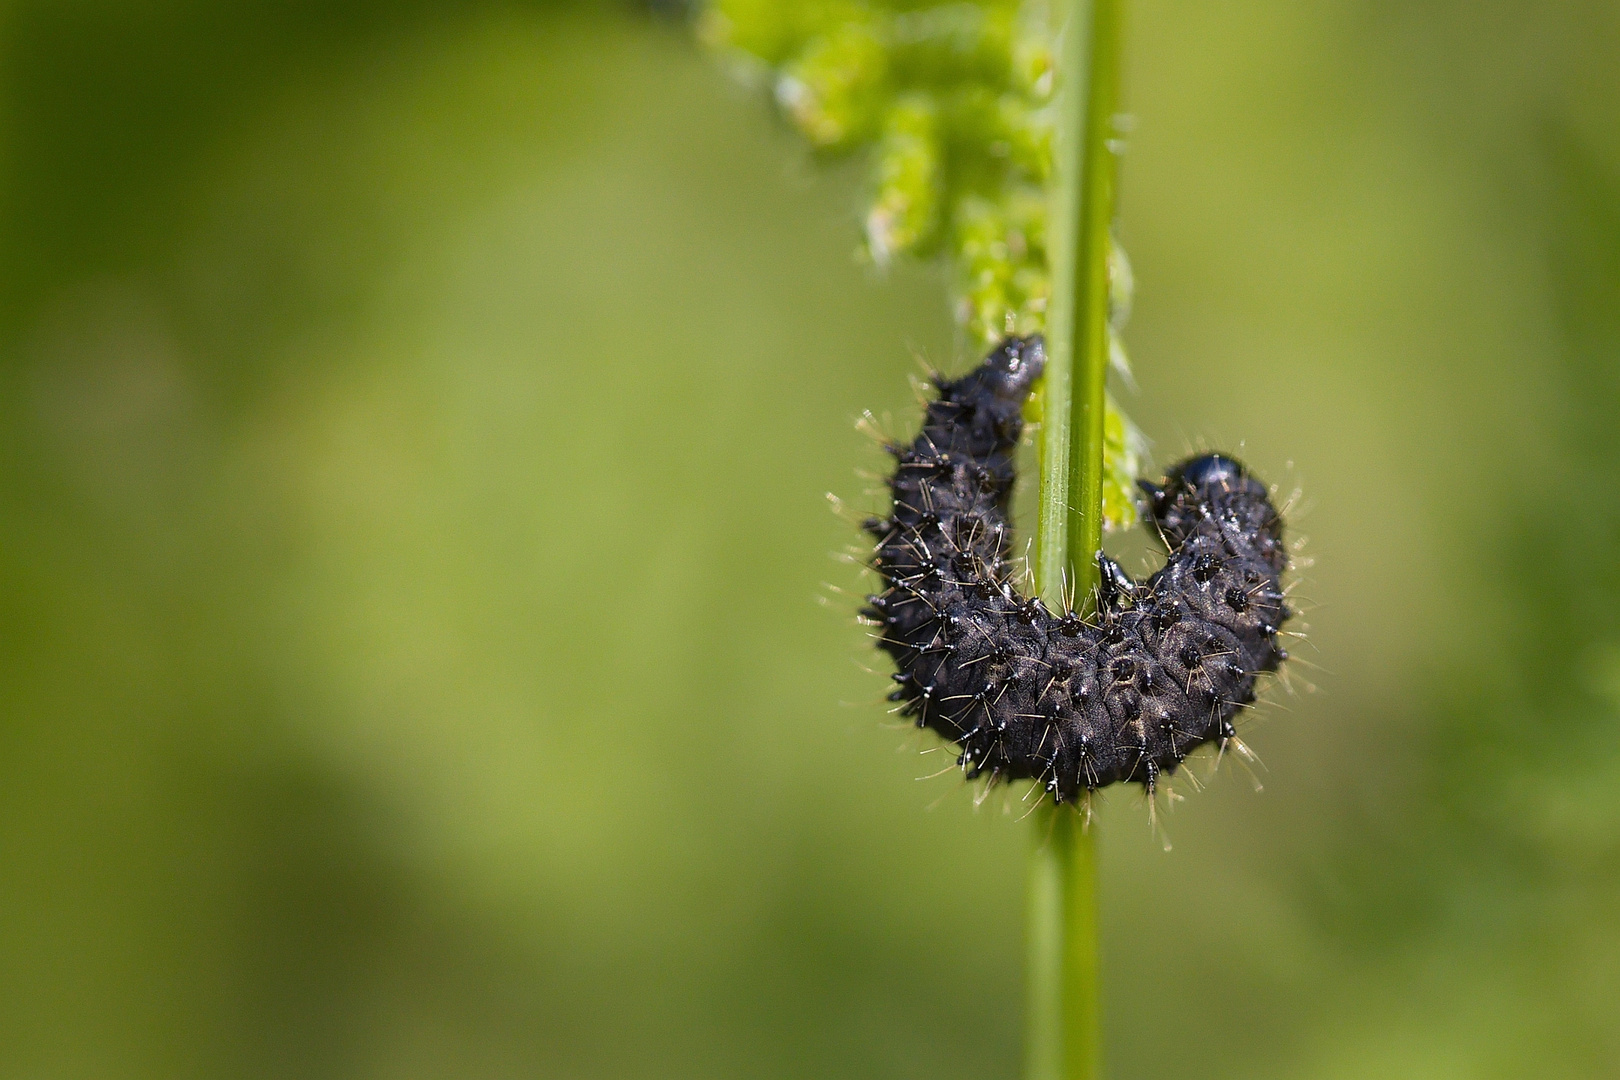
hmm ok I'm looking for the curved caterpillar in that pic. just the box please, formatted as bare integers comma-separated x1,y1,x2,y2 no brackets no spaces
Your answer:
862,336,1291,804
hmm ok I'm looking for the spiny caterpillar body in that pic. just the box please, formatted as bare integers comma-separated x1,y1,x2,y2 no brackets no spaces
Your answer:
863,336,1290,804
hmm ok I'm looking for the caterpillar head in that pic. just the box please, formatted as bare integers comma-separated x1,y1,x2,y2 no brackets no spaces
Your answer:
979,334,1045,398
933,335,1045,444
1168,453,1250,496
943,335,1043,404
1141,454,1282,559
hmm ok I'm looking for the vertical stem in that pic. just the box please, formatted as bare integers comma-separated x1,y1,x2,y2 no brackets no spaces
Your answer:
1025,804,1100,1080
1063,0,1125,577
1034,0,1126,614
1028,0,1124,1078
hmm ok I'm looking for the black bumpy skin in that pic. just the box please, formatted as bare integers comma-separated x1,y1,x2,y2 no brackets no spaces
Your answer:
863,336,1290,803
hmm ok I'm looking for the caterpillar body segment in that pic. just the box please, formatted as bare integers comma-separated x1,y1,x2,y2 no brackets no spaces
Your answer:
865,336,1290,803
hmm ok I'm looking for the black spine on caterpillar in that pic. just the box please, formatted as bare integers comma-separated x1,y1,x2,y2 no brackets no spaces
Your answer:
863,336,1290,803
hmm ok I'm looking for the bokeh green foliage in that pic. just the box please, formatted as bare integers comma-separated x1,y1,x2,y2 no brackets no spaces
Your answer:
701,0,1141,531
2,2,1620,1079
703,0,1049,280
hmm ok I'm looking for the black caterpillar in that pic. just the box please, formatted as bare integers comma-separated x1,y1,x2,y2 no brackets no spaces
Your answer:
862,336,1290,804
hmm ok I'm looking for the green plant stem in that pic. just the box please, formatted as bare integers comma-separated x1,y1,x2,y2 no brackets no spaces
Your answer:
1026,803,1100,1080
1027,0,1124,1078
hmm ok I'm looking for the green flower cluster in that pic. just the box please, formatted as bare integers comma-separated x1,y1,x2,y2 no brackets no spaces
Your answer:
701,0,1142,530
701,0,1055,340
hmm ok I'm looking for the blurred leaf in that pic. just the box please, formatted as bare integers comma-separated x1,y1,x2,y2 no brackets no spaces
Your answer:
704,0,1141,528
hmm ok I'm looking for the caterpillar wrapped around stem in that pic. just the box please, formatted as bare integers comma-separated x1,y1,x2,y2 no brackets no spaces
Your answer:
864,336,1291,804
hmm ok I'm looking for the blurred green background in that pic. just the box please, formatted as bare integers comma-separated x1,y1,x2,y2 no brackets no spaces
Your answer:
2,2,1618,1077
